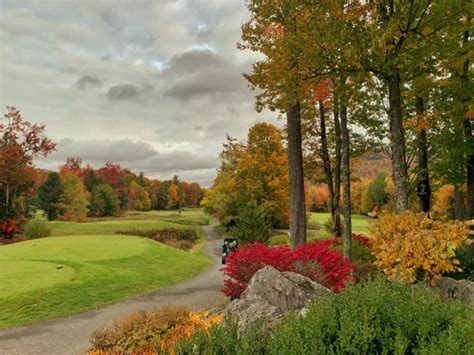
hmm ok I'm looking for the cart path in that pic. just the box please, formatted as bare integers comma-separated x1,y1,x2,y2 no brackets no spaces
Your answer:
0,225,225,355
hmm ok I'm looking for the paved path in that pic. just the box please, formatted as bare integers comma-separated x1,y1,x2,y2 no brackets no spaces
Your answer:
0,225,224,355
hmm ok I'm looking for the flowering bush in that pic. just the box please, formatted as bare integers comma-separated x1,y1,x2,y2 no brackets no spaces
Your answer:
370,211,468,284
222,240,356,298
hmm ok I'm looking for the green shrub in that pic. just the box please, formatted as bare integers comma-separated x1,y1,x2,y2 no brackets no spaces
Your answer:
268,234,289,246
24,217,51,239
176,278,474,354
232,204,272,244
175,317,269,355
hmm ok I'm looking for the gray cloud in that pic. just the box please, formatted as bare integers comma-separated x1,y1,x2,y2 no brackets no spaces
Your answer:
75,75,103,89
1,0,277,186
106,83,140,101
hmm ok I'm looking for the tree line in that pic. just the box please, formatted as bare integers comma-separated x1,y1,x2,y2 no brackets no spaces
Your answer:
0,107,205,231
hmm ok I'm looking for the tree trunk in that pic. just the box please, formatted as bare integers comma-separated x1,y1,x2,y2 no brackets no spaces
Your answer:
287,101,307,248
461,28,474,219
340,105,352,260
415,97,431,213
318,101,337,236
388,73,409,211
333,106,342,237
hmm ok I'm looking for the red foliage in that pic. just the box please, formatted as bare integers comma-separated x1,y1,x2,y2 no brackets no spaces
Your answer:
352,233,372,248
222,240,356,298
97,162,125,190
1,219,20,238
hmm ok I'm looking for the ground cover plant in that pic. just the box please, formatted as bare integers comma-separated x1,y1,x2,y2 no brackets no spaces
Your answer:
176,279,474,354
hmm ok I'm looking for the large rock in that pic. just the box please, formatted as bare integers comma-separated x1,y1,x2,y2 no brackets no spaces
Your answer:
436,277,474,307
225,266,331,332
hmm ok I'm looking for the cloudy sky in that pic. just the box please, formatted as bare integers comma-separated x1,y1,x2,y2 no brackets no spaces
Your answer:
0,0,277,186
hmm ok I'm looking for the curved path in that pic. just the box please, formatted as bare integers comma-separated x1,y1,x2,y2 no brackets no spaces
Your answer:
0,225,224,355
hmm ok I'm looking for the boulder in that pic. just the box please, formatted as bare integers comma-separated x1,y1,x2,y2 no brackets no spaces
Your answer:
436,277,474,307
225,266,331,332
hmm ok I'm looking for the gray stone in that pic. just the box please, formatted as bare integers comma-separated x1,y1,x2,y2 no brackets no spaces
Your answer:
225,266,331,331
436,277,474,307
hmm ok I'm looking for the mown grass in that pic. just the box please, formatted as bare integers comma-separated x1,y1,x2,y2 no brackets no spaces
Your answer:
0,209,213,329
309,212,370,236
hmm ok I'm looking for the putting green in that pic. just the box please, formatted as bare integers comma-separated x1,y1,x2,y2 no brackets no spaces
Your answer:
0,261,75,298
0,235,149,262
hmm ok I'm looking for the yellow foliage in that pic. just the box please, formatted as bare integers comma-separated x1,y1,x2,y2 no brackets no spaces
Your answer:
370,211,467,284
160,311,223,354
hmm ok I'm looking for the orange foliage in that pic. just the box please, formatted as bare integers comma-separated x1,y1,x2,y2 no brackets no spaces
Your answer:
370,211,468,284
432,184,455,219
312,185,330,211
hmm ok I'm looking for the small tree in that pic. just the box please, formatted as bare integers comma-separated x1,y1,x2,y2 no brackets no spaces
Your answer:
38,172,63,220
362,173,389,214
90,184,119,217
232,204,272,244
58,173,89,221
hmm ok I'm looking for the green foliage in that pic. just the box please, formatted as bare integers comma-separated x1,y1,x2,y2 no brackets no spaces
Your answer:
362,172,389,214
446,247,474,281
24,216,51,239
268,234,289,246
176,317,269,355
89,184,119,217
232,204,273,244
37,172,63,221
177,279,474,354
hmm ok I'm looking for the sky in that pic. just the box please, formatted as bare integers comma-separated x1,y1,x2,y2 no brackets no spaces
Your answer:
0,0,277,186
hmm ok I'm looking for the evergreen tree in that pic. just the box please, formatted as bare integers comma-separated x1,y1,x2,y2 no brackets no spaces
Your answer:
89,184,119,217
38,172,63,220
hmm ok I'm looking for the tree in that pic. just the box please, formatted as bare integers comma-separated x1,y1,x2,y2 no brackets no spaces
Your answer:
204,124,289,228
240,0,306,247
58,173,89,221
167,183,180,210
84,169,102,193
0,106,56,221
362,172,390,214
90,184,119,217
130,181,151,211
38,172,63,220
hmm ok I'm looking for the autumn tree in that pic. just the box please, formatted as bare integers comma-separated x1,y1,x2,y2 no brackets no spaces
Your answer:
203,124,289,228
89,184,119,217
0,106,56,221
240,0,306,247
37,172,63,220
58,173,89,221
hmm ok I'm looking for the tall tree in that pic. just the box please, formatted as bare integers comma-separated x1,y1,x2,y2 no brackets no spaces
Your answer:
38,172,63,220
0,106,56,219
241,0,306,247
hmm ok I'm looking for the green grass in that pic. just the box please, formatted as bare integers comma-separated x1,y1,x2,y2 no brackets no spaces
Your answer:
309,212,370,236
0,209,214,329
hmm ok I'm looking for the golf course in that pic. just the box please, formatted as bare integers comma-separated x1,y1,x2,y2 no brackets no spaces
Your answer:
0,209,213,329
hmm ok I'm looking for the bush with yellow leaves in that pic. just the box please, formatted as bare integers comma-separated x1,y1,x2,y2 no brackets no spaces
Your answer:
88,305,222,355
370,211,468,284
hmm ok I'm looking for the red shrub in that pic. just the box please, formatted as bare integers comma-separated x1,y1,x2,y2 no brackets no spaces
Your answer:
221,240,356,298
352,233,372,248
294,240,356,292
1,219,20,238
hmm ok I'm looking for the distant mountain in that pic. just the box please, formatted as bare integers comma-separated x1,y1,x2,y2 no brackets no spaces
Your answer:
352,152,392,179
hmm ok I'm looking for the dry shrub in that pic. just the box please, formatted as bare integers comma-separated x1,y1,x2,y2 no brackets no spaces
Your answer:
115,228,198,250
89,306,222,355
370,211,468,284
